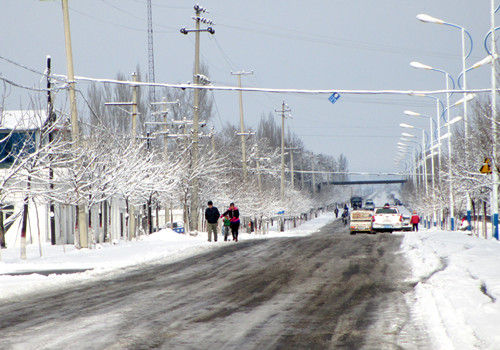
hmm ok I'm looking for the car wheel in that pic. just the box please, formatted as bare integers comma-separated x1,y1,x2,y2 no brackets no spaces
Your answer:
350,231,356,235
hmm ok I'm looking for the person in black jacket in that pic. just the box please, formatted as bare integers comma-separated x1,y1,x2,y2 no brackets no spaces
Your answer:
205,201,220,242
222,203,240,242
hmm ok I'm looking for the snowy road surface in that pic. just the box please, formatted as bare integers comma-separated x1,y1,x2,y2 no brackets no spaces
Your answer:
0,220,429,349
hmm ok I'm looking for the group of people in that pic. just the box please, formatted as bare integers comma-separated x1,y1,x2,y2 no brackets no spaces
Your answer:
204,201,240,242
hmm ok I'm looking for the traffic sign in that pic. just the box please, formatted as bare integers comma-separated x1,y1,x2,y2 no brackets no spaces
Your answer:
480,158,492,174
328,92,341,104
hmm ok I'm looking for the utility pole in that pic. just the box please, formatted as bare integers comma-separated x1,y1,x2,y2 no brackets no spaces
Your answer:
275,102,291,200
46,55,57,245
129,72,138,239
146,0,155,105
180,4,215,231
231,70,253,180
105,72,139,239
311,155,316,195
61,0,87,248
286,147,299,189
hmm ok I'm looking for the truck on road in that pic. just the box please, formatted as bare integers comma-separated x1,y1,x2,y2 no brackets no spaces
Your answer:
350,196,363,210
350,210,373,234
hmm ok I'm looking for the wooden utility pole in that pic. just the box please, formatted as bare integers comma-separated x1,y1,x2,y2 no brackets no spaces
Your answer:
47,55,57,245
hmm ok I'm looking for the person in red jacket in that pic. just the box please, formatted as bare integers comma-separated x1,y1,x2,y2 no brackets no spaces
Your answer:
410,211,420,231
222,203,240,242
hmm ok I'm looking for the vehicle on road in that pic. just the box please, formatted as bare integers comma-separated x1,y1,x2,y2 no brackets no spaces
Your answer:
349,210,373,235
372,205,403,233
350,196,363,210
364,199,375,211
398,207,412,231
401,214,412,231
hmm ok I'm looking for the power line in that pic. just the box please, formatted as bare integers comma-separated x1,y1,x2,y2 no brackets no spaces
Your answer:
0,54,48,77
297,134,402,138
210,36,235,71
55,74,494,96
68,6,175,34
216,21,480,61
0,75,63,93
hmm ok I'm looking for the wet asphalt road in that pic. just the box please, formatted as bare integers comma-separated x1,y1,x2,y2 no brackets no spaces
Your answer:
0,219,429,349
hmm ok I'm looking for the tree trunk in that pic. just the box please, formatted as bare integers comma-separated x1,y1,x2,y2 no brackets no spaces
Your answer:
483,200,488,239
0,209,5,248
20,195,29,259
103,200,108,242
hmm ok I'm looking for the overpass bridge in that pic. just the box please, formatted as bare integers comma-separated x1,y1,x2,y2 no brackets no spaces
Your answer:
316,178,407,192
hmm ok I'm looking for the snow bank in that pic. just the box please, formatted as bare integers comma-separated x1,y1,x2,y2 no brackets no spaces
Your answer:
0,213,335,300
402,229,500,349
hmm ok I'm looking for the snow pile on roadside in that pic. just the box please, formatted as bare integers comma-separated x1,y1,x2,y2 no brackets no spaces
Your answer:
402,230,500,349
0,213,334,300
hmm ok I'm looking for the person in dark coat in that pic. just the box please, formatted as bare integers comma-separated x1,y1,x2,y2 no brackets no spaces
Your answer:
205,201,220,242
222,203,240,242
334,207,339,218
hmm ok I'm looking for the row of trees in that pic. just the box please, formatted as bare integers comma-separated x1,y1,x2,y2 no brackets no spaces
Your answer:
401,93,498,236
0,65,352,250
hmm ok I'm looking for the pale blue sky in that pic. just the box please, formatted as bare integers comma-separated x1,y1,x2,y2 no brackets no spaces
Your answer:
0,0,491,173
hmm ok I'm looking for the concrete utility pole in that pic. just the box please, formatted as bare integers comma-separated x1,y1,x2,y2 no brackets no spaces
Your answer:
180,4,215,231
311,155,316,194
129,73,138,239
61,0,88,248
275,102,291,200
286,147,299,189
231,70,253,180
105,72,139,239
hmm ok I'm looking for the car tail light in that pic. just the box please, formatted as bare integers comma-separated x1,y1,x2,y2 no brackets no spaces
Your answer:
400,215,403,222
372,216,375,222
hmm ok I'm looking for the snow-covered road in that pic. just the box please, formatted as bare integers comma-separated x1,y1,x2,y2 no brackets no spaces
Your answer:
0,218,429,349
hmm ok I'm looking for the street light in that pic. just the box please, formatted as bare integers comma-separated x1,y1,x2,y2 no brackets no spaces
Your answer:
451,93,476,107
416,13,445,24
416,15,473,231
403,110,439,226
400,123,415,129
401,123,431,226
444,116,463,127
410,61,459,230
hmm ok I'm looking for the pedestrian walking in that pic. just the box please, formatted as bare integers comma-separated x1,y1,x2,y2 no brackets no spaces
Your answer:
410,211,420,231
222,215,231,241
222,203,240,242
205,201,220,242
334,207,339,218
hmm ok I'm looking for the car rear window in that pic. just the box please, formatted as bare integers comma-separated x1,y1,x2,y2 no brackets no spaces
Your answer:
375,208,398,214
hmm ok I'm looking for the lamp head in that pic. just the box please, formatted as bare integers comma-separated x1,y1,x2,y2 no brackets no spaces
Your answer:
410,61,433,70
416,13,445,24
400,123,415,129
404,110,421,117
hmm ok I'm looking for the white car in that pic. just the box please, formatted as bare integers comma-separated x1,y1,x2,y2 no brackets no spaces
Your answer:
364,200,375,210
372,206,403,232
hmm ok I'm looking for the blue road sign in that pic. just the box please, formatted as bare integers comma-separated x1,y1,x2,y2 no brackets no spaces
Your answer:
277,210,285,215
329,92,341,104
